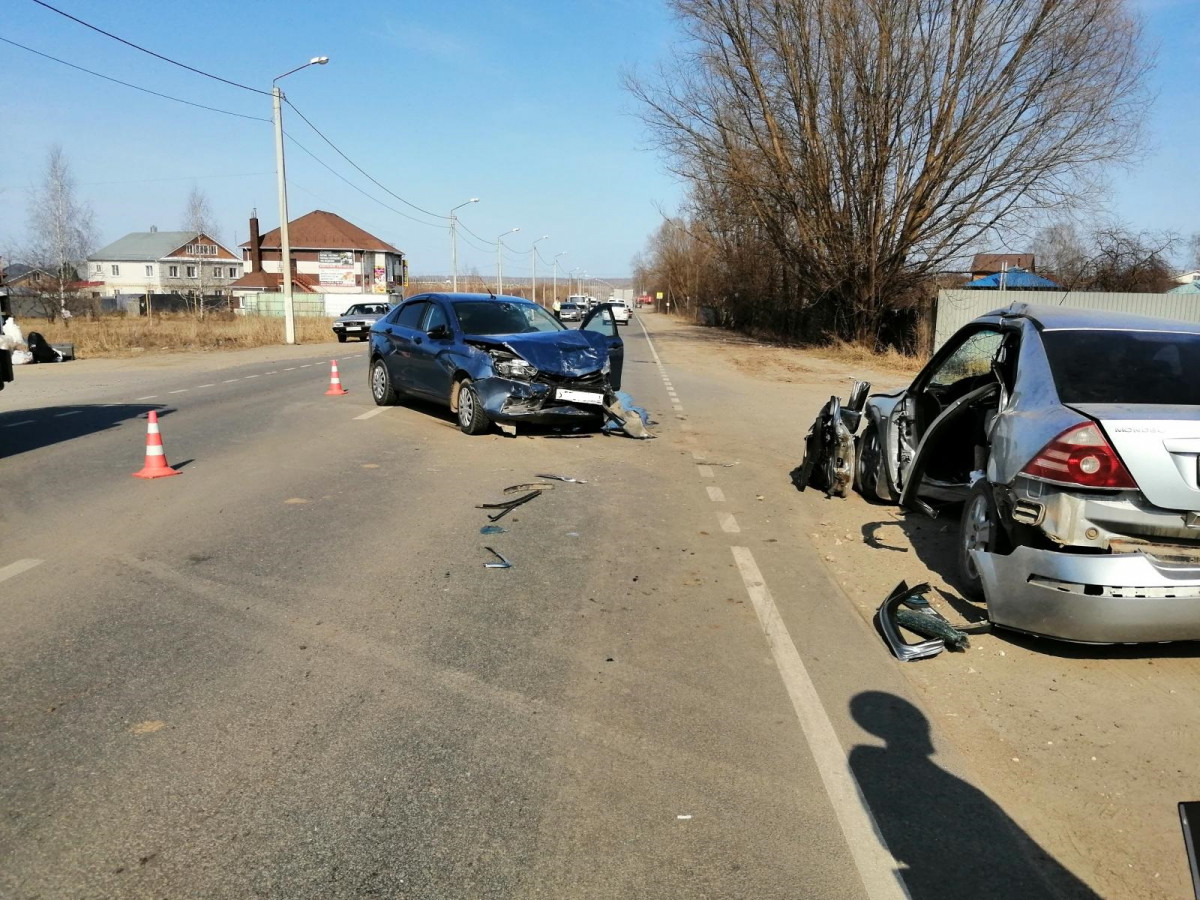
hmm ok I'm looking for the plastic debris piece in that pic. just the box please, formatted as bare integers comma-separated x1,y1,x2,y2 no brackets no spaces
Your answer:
535,473,586,483
477,490,543,510
895,609,970,650
504,482,553,494
483,547,512,569
875,580,946,661
480,525,507,535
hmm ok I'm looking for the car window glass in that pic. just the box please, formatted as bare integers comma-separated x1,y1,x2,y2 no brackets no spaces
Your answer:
422,303,450,333
397,302,428,329
583,308,616,336
927,330,1002,388
454,301,564,335
1042,330,1200,405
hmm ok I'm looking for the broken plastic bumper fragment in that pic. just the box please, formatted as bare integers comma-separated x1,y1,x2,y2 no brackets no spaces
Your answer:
972,545,1200,643
875,580,946,661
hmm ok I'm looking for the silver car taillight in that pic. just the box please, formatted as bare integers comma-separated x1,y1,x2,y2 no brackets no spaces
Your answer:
1020,423,1137,490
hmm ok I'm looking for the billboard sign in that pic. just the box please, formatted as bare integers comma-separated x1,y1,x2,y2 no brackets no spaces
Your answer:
318,250,356,287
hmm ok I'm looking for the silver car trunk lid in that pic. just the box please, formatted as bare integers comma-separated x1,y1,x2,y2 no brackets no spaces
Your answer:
1071,403,1200,511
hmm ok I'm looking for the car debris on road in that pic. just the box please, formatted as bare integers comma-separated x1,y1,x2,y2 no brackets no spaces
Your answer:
875,581,969,661
476,489,543,522
483,547,512,569
536,473,586,483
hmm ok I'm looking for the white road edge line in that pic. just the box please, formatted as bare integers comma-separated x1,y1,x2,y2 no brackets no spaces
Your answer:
706,486,726,502
730,546,909,900
717,512,741,533
0,558,44,584
354,407,392,420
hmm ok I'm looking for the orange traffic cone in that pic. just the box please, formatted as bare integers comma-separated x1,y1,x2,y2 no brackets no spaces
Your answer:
132,410,180,479
325,359,348,396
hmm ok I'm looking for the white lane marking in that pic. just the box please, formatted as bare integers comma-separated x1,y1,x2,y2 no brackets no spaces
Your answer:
697,465,714,479
299,364,313,368
168,389,188,394
244,374,259,379
136,395,157,400
672,403,684,411
0,558,43,584
265,371,278,375
730,547,909,900
692,451,706,460
222,379,239,384
284,367,297,371
54,410,82,417
706,486,726,502
354,407,393,420
4,420,35,427
718,512,741,533
197,384,215,388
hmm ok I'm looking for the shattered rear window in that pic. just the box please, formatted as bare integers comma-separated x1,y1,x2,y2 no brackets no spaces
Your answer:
1041,329,1200,405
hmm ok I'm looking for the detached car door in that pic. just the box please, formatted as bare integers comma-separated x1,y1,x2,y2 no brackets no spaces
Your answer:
580,304,624,390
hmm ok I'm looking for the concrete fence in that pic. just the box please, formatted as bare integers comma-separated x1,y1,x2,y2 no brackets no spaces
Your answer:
935,289,1200,349
239,292,402,317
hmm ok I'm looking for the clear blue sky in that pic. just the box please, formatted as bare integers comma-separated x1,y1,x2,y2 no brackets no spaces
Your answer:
1,0,1196,277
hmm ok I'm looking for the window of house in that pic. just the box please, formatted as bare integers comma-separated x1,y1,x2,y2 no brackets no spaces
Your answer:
168,265,178,277
228,267,237,278
111,264,120,276
146,265,154,277
185,243,217,256
213,267,221,278
187,265,197,278
93,264,101,274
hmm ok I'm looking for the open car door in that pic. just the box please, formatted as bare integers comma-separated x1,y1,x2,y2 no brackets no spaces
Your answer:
581,304,624,389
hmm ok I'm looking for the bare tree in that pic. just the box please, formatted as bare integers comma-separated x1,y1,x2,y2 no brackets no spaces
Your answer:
179,186,220,318
1187,232,1200,273
629,0,1152,343
1038,220,1176,291
25,145,96,323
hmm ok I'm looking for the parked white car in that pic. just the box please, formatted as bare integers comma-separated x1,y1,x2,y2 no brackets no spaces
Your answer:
610,301,630,325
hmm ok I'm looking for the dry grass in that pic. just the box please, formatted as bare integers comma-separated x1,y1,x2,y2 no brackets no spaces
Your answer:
807,339,926,373
29,314,337,357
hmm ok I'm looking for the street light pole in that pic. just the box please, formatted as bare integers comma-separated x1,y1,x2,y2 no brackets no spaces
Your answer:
272,55,328,344
496,227,519,295
552,251,566,306
449,198,478,292
529,234,549,305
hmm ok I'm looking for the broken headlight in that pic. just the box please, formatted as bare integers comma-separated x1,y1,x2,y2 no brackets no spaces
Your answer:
491,353,538,380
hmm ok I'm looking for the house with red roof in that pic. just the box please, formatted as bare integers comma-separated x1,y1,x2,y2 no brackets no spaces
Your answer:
231,210,407,297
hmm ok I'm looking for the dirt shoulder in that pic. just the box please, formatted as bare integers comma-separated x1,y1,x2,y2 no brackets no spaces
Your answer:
643,312,1198,900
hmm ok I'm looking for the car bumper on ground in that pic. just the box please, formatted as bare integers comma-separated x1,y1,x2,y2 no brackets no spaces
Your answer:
473,376,607,424
972,545,1200,643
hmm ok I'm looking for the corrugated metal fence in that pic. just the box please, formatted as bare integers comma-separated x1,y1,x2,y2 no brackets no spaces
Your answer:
935,290,1200,349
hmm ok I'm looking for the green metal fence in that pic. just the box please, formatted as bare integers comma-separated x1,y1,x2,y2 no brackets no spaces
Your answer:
240,293,329,317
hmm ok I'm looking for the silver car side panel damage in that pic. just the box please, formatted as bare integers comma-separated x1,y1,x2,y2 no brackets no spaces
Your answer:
972,545,1200,643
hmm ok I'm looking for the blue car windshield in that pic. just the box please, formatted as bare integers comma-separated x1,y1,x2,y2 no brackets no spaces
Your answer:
453,301,565,335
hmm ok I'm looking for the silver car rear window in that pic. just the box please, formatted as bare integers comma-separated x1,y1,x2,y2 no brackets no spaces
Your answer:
1042,330,1200,405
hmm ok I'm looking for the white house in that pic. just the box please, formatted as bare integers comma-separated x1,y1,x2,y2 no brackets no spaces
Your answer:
87,229,243,298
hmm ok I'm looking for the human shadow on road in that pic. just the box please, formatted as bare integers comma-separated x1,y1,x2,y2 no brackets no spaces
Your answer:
849,690,1102,899
0,404,165,459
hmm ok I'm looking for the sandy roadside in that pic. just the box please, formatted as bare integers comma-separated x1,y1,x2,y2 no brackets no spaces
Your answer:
643,311,1199,900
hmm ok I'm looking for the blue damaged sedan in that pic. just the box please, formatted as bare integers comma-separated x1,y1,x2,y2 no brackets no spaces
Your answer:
367,292,624,435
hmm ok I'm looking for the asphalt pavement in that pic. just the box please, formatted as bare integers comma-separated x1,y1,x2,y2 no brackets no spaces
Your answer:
0,321,1092,898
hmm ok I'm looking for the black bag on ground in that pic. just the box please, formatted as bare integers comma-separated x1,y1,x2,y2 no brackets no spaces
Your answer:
26,332,61,363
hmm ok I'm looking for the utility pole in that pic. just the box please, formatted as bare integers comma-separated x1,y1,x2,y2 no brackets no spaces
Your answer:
552,251,566,306
272,56,328,344
450,198,478,292
530,235,548,306
496,227,518,295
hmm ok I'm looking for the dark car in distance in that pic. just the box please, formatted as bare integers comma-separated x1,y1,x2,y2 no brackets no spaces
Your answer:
367,293,624,435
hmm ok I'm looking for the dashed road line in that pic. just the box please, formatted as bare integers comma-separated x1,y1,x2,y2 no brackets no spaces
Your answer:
692,451,706,460
299,364,313,368
244,374,259,379
283,367,296,371
706,486,726,502
197,384,215,388
4,420,35,427
54,410,82,417
354,407,393,420
730,546,908,900
168,389,188,394
222,379,239,383
696,465,714,478
0,558,44,584
717,511,741,533
136,395,157,400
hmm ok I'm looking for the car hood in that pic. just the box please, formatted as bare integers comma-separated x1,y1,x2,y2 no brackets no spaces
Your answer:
466,329,608,376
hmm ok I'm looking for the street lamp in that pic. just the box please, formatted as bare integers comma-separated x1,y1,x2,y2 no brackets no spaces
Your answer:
529,234,549,305
552,251,567,306
449,198,479,292
496,227,519,295
272,55,328,344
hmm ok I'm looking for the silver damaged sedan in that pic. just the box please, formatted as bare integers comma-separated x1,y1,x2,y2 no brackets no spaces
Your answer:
853,303,1200,643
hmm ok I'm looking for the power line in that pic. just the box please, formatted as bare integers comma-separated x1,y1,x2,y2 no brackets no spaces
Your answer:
29,0,270,95
283,97,450,221
283,132,448,231
0,35,270,122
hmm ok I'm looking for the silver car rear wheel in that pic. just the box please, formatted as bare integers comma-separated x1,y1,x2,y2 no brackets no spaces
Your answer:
958,481,1007,601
